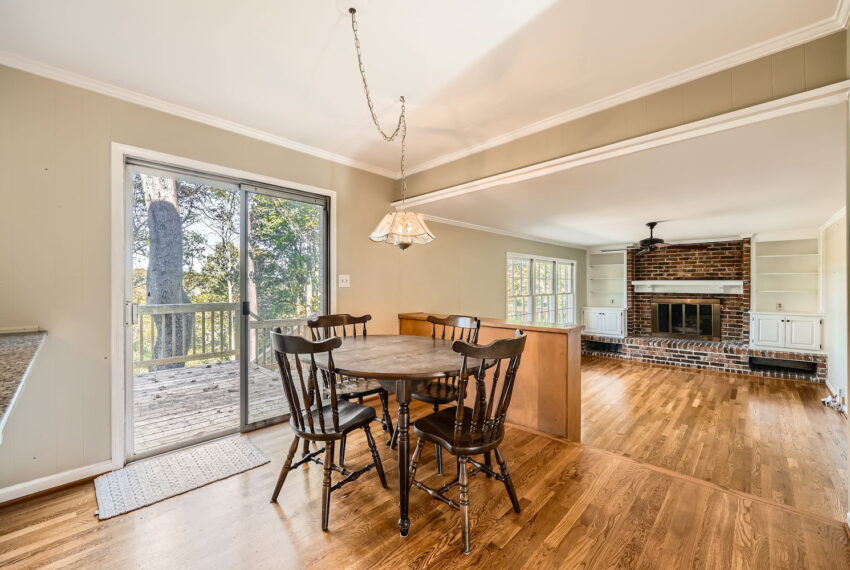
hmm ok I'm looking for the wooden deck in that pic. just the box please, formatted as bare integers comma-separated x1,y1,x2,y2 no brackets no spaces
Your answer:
133,360,286,453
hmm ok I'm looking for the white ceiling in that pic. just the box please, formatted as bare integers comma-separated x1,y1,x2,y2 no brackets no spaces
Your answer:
412,104,847,247
0,0,845,176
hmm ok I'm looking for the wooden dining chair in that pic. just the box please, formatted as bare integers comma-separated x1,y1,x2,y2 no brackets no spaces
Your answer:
408,315,480,475
268,330,387,531
408,331,527,554
308,314,394,466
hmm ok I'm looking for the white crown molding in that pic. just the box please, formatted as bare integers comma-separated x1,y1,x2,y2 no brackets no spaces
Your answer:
590,236,745,253
422,214,587,250
836,0,850,27
752,228,822,242
396,80,850,210
667,236,746,244
405,13,848,176
0,50,397,180
819,206,847,231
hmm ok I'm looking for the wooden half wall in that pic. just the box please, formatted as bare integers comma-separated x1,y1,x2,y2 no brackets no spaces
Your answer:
399,313,583,442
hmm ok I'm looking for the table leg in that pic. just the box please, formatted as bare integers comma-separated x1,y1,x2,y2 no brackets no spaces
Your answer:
396,382,411,537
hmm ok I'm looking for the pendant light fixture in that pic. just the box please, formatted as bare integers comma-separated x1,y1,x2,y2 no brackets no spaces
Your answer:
349,7,435,250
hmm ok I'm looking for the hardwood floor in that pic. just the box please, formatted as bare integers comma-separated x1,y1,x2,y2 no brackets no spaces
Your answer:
1,402,848,569
582,356,849,522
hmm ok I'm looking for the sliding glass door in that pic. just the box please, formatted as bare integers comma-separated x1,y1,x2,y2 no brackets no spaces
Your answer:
242,186,328,428
125,160,328,461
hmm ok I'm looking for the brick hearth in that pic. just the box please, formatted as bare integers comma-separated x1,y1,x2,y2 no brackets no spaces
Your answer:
582,334,827,382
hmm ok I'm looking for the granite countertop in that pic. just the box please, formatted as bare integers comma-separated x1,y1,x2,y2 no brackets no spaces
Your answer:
0,331,46,443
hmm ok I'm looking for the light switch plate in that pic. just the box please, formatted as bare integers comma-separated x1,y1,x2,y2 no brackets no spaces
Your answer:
338,274,351,288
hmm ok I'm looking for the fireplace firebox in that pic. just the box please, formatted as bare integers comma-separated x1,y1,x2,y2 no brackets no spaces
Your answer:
651,298,721,341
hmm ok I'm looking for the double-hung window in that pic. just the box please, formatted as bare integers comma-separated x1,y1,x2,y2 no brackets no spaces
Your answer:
506,254,575,325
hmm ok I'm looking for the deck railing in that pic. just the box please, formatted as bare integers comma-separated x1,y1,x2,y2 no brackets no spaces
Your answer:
250,318,308,369
133,302,307,370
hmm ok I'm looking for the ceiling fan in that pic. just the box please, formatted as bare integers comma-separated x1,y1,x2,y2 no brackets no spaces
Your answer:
601,221,677,256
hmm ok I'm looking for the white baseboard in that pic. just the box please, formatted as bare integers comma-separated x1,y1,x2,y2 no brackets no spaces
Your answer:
826,380,839,396
0,459,115,504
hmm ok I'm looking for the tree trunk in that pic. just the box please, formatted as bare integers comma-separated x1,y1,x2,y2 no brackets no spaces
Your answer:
143,174,193,370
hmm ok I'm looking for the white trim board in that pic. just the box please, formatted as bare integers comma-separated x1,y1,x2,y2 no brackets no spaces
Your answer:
819,206,847,232
752,228,822,242
838,0,850,27
590,236,746,253
0,51,395,180
109,143,338,469
631,280,744,295
396,81,850,210
825,378,840,397
0,460,113,504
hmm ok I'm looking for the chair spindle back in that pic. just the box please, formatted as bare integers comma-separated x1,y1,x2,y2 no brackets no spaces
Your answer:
427,315,480,343
270,328,342,434
308,314,371,341
452,331,527,437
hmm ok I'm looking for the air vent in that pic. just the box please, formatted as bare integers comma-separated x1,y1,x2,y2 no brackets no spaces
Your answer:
748,356,816,374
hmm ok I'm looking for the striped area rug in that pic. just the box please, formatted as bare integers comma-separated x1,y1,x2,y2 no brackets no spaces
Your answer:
93,437,269,520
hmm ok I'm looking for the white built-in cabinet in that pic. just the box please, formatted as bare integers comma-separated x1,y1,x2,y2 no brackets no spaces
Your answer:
750,312,823,352
587,252,626,307
584,251,627,337
753,238,820,314
750,237,824,353
583,307,625,337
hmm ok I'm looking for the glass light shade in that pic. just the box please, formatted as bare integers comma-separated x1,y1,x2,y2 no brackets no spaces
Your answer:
369,210,435,250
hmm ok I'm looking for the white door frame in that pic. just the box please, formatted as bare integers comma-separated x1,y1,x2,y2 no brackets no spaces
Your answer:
109,142,337,468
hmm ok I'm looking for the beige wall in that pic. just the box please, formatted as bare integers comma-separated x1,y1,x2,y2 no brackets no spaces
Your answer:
396,221,585,318
406,31,849,197
823,212,847,398
0,64,586,492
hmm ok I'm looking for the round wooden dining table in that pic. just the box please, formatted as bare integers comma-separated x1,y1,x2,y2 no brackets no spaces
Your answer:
313,334,466,537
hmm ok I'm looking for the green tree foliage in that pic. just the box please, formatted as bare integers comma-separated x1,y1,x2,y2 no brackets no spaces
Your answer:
249,194,323,319
185,241,239,303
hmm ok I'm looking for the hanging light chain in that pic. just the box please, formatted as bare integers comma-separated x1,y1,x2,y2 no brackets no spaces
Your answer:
349,8,408,200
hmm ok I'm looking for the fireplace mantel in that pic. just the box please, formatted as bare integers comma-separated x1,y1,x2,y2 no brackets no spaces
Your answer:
631,280,744,294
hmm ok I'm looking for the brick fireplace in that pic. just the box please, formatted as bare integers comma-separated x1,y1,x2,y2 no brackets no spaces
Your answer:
584,238,827,382
626,239,751,341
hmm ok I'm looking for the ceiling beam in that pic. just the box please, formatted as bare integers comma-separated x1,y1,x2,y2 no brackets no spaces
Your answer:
395,80,850,210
